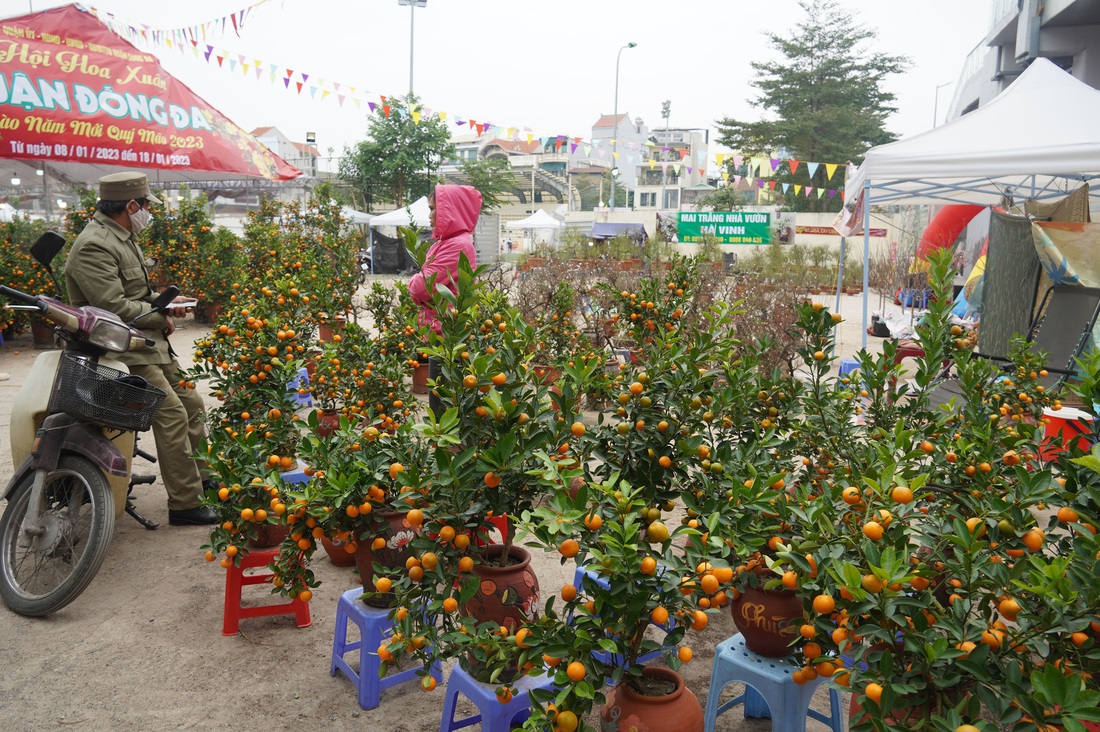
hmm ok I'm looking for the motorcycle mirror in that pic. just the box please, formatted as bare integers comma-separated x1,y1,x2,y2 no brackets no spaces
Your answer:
149,285,180,313
30,231,66,268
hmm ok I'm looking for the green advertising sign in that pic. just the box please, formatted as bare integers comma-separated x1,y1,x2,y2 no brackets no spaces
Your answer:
678,211,772,245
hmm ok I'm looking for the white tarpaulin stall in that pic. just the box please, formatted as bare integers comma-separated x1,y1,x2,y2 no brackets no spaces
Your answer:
368,197,432,229
505,209,562,230
835,58,1100,346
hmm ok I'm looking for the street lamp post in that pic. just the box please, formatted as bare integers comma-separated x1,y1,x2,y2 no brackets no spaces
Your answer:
933,81,955,128
397,0,427,98
659,100,670,210
609,41,637,211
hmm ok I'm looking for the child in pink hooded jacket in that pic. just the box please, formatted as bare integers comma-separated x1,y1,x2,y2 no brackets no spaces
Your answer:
408,184,481,334
409,185,481,415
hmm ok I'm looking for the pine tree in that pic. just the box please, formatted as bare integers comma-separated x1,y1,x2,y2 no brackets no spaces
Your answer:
715,0,909,212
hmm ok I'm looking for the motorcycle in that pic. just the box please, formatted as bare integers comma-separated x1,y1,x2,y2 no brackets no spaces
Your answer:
0,231,177,617
356,249,372,285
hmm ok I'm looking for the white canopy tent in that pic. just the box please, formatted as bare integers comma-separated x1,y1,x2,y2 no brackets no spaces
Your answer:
341,206,374,225
836,58,1100,346
368,197,432,229
505,209,562,230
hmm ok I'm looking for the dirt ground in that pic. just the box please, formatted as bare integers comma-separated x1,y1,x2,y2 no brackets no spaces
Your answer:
0,291,893,731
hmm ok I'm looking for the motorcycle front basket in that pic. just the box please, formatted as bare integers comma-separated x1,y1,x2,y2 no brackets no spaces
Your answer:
54,353,167,432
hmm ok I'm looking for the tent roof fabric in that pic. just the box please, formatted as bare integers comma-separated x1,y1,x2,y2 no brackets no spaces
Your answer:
505,210,562,230
843,58,1100,209
341,206,374,225
588,222,648,240
369,197,431,228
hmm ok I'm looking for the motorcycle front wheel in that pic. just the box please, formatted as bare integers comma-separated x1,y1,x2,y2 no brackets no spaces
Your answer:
0,455,115,616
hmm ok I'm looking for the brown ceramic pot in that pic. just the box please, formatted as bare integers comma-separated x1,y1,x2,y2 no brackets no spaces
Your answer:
411,361,430,394
248,522,290,548
353,511,419,607
314,408,341,438
321,536,357,567
461,544,540,631
730,584,804,657
600,666,703,732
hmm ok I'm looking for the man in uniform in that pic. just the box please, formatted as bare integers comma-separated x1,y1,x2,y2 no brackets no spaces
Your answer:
65,172,217,526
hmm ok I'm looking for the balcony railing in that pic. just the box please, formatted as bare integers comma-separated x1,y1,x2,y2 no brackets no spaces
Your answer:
990,0,1018,29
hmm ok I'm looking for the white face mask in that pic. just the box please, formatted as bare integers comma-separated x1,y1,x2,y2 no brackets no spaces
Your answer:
128,203,152,235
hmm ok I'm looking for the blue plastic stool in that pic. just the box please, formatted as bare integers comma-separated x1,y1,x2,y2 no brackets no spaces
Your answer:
330,587,440,710
704,634,842,732
439,662,554,732
288,367,313,410
571,565,670,667
837,358,859,379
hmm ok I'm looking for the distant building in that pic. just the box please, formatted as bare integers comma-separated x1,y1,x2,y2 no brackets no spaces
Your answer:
249,127,319,178
633,127,711,211
947,0,1100,121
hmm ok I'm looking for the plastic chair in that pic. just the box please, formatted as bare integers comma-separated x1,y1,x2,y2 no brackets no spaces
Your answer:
287,367,313,410
222,548,311,636
570,565,671,668
330,587,439,709
704,633,842,732
439,661,553,732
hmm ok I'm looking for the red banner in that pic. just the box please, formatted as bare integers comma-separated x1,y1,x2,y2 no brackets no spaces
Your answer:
0,5,300,181
797,225,887,237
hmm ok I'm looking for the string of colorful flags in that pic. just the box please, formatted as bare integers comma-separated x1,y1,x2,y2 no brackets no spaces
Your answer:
94,3,848,200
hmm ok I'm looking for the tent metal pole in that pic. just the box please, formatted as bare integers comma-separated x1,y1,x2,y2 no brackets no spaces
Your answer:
369,228,375,275
861,179,872,351
834,237,845,313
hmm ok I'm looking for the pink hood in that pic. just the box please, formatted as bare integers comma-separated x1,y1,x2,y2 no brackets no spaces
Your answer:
408,185,481,334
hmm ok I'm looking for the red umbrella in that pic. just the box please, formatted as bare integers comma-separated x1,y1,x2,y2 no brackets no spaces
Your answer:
0,4,301,184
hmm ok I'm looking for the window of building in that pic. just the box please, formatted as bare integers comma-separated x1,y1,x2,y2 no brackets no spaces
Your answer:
639,192,656,207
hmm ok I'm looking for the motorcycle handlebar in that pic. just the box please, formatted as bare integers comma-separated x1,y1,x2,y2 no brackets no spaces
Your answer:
0,285,44,309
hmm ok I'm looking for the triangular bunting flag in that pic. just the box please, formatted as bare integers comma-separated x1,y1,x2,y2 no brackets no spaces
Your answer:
295,81,303,94
829,189,837,199
817,189,826,199
768,181,777,191
782,183,790,193
679,149,689,160
412,111,421,124
769,158,780,172
367,101,376,113
722,171,730,181
807,162,820,178
715,153,725,167
789,160,801,174
648,159,655,170
806,186,814,196
733,155,743,169
794,185,802,195
337,94,345,106
825,163,839,180
382,105,391,117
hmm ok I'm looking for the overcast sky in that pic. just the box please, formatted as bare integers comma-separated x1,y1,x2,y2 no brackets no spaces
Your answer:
16,0,992,168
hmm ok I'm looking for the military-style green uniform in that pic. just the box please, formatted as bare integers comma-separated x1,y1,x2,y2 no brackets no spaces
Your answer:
66,212,208,511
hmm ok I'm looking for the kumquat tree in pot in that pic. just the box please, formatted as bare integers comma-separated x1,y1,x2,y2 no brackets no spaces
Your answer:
748,252,1100,731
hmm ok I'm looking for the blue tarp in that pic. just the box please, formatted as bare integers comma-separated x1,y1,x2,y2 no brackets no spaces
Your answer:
588,222,648,242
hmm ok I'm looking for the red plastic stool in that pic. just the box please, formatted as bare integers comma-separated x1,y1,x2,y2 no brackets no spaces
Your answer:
223,548,312,636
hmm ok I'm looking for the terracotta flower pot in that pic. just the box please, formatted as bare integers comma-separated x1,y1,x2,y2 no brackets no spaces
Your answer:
314,408,341,438
321,536,357,567
462,544,540,631
353,511,420,607
411,361,430,395
600,666,704,732
730,584,804,657
248,522,290,548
